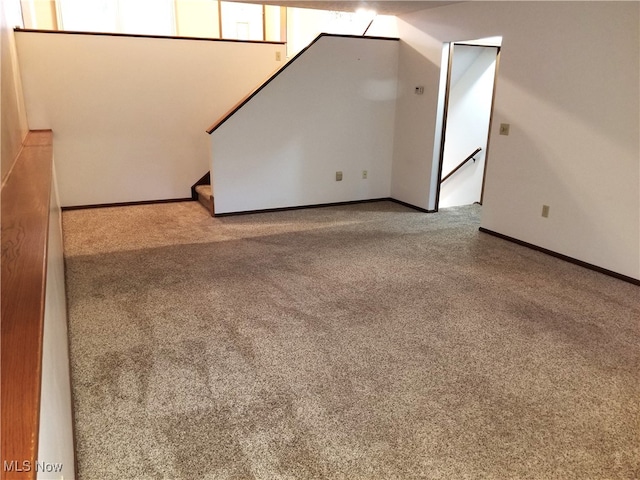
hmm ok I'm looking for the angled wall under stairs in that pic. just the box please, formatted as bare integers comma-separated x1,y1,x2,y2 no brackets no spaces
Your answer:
208,34,400,215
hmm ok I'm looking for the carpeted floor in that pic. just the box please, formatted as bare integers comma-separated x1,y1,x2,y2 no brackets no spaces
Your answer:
63,200,640,480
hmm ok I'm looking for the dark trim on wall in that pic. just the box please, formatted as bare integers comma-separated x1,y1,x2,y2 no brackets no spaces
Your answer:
433,42,455,213
214,198,391,217
61,197,193,211
453,42,501,48
14,28,285,45
206,33,400,134
213,197,434,217
479,227,640,286
63,196,435,216
388,198,436,213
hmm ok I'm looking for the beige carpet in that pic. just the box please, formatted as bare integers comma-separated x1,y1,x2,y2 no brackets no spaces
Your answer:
63,200,640,479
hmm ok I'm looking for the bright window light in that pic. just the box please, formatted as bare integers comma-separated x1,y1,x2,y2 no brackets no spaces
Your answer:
58,0,118,32
119,0,175,36
220,1,264,41
355,8,376,20
58,0,174,35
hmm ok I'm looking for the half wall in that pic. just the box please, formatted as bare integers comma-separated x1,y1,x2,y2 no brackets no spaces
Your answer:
16,30,285,207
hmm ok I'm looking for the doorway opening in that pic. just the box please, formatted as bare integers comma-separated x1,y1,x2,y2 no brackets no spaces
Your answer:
430,37,501,211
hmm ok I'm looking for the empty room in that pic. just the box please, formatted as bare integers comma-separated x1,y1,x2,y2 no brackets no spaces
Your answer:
2,1,639,479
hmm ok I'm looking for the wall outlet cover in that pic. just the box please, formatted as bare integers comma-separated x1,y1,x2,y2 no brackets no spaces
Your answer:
336,171,343,181
542,205,550,218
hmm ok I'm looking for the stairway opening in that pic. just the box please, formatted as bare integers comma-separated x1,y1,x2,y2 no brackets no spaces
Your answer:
432,37,502,211
191,172,214,216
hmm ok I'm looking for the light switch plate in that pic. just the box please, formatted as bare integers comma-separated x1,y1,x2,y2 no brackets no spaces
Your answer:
499,123,510,135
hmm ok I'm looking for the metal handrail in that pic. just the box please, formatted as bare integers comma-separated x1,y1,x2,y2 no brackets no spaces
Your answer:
440,147,482,183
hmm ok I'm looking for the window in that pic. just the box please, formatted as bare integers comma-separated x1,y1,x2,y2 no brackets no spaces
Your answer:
119,0,175,36
21,0,395,48
286,7,376,56
219,1,263,41
57,0,118,33
175,0,220,38
57,0,174,35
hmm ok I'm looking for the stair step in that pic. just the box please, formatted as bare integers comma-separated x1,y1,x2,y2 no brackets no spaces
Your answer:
194,184,212,198
194,184,214,217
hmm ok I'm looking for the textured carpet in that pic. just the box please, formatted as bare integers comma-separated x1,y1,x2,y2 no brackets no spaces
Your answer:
63,200,640,480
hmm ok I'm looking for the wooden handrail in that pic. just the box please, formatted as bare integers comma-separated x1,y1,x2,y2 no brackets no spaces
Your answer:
440,147,482,184
1,131,54,480
206,33,400,134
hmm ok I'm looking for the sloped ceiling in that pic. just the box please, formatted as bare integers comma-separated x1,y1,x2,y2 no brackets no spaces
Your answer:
225,1,460,16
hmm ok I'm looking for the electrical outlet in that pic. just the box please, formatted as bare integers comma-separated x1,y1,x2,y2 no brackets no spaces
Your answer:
414,86,424,95
499,123,510,135
275,51,282,61
362,170,368,179
542,205,550,218
336,171,343,181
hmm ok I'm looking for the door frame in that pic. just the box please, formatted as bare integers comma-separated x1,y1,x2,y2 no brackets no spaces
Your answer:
432,42,501,211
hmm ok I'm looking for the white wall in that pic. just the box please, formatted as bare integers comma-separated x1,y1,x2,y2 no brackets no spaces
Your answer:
439,45,496,208
393,1,640,280
210,35,398,214
390,20,442,210
16,31,285,206
38,164,75,480
1,0,29,182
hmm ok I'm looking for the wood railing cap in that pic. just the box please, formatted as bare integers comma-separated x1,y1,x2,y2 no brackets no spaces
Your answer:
1,130,54,480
